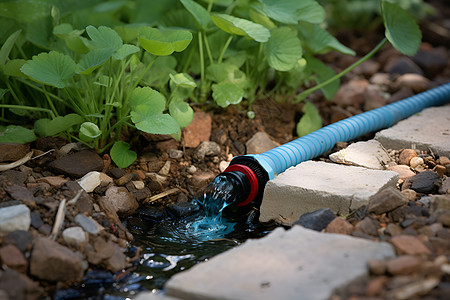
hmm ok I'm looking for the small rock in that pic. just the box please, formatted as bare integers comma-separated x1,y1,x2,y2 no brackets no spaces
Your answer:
78,171,102,193
5,185,36,207
401,189,417,201
133,186,151,201
30,237,85,282
194,141,221,161
132,181,145,190
432,209,450,227
62,226,88,249
354,217,379,236
385,223,403,236
58,142,79,156
211,129,228,145
167,202,200,218
188,171,216,190
385,56,424,75
159,161,171,176
439,177,450,194
74,214,104,235
0,143,30,162
438,156,450,166
413,48,448,78
333,78,369,107
4,230,34,253
134,207,165,222
364,84,388,111
104,186,139,217
433,165,446,177
294,208,336,232
368,187,408,214
109,168,126,179
387,165,415,181
370,73,390,86
245,132,279,154
107,244,128,272
405,171,440,194
0,205,31,233
354,59,380,76
366,276,388,297
430,194,450,212
0,269,43,300
2,170,27,186
219,161,229,172
62,181,93,214
390,235,431,256
134,169,146,180
30,211,44,229
369,260,387,275
115,173,135,186
187,165,197,174
398,149,417,165
36,176,68,188
48,150,104,178
387,255,422,275
388,87,414,103
329,140,394,170
324,217,354,235
183,111,212,148
169,149,183,159
409,156,424,169
389,277,440,300
395,73,429,92
0,244,28,273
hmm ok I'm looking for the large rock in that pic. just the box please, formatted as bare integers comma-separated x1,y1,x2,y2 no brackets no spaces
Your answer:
375,105,450,158
48,150,104,178
260,161,398,226
164,226,395,300
104,186,139,217
0,143,30,162
29,237,85,282
0,205,31,233
0,269,43,300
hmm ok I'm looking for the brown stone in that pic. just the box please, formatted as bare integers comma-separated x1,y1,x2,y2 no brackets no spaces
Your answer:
325,217,354,235
104,186,138,217
386,165,415,181
366,276,388,296
0,269,43,300
183,111,212,148
333,79,369,107
48,150,104,178
368,187,408,215
398,149,417,165
368,260,387,275
390,235,431,256
433,165,446,177
36,176,68,188
438,156,450,166
29,237,85,282
386,255,422,275
0,244,28,273
188,171,216,191
0,143,30,163
395,73,430,92
401,189,416,201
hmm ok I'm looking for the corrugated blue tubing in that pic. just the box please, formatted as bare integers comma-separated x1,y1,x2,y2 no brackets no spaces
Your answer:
256,83,450,177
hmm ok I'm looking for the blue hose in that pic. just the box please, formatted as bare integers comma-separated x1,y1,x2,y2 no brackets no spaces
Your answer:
224,83,450,207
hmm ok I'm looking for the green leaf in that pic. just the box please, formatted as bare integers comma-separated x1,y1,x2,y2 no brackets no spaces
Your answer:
296,101,322,137
0,125,36,144
307,56,339,100
169,101,194,128
382,0,421,56
0,88,8,100
79,122,102,142
212,82,244,107
110,141,137,168
264,27,302,71
21,51,76,88
180,0,211,30
114,24,142,43
129,87,166,114
297,22,355,55
113,44,140,60
138,27,193,56
257,0,324,24
131,111,180,135
34,114,83,137
211,13,270,43
53,23,84,38
3,59,27,77
169,73,197,89
65,36,90,54
199,0,233,6
86,25,123,51
0,30,21,66
77,48,114,75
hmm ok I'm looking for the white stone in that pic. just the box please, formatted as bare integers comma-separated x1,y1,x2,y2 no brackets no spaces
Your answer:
0,204,31,233
132,180,145,190
78,171,101,193
375,105,450,157
329,140,394,170
219,161,229,172
62,226,88,248
159,161,171,176
164,226,395,300
260,161,398,226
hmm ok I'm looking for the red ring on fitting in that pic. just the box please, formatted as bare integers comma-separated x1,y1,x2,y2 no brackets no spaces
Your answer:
224,164,259,207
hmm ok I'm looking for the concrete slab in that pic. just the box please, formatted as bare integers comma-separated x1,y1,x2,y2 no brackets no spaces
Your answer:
160,226,395,300
375,105,450,157
329,140,394,169
259,161,398,225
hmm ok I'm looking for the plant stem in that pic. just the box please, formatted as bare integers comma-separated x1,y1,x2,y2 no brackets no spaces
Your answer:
203,33,214,64
217,35,233,64
295,38,388,102
198,32,205,85
0,104,55,118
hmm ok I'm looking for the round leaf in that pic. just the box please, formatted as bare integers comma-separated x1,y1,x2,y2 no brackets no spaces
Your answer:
169,101,194,128
112,44,140,60
21,51,76,88
110,141,137,168
264,27,302,71
211,13,270,43
86,25,123,51
79,122,101,142
0,125,36,144
296,101,322,137
382,0,421,56
212,82,244,107
129,87,166,114
169,73,197,88
77,48,114,75
138,27,193,56
131,112,180,135
257,0,324,25
180,0,211,30
34,114,83,137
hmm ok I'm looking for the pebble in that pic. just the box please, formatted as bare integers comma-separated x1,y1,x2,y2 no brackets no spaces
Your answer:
183,111,212,148
324,217,354,235
188,171,216,190
405,171,440,194
439,177,450,194
74,213,104,235
104,186,138,217
364,84,388,111
134,207,165,222
430,195,450,212
0,205,31,233
62,226,88,249
409,156,424,169
398,149,417,165
0,143,30,162
169,149,183,159
385,56,424,75
78,171,102,193
193,141,221,161
48,150,104,178
132,181,145,190
369,260,387,275
109,168,126,179
387,255,423,275
158,161,171,176
333,78,369,107
219,161,229,172
115,172,135,186
0,244,28,273
167,202,200,218
35,176,68,188
387,165,415,181
29,237,85,282
370,73,390,86
2,170,27,186
368,187,408,215
5,185,37,207
389,277,440,300
245,132,279,154
401,189,417,201
187,165,197,174
4,230,34,253
433,165,446,177
413,48,448,78
395,73,430,92
390,235,431,256
58,142,79,156
0,269,43,299
294,208,336,231
354,217,379,236
438,156,450,166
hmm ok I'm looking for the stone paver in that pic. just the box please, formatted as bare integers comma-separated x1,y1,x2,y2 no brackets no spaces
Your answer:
259,161,398,225
375,105,450,157
156,226,395,300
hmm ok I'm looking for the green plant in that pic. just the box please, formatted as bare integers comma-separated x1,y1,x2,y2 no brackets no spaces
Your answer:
1,24,193,168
